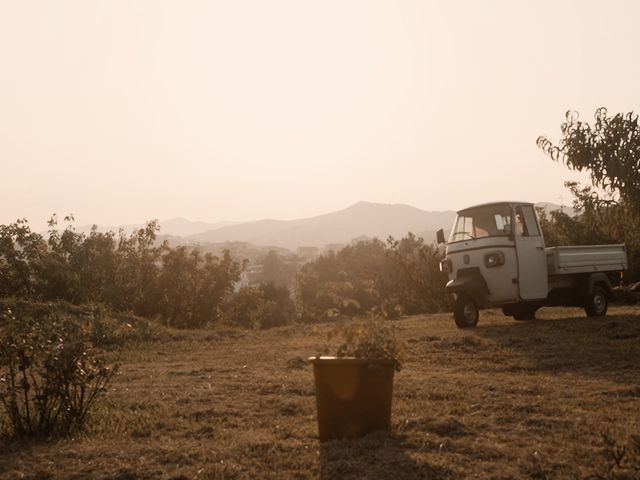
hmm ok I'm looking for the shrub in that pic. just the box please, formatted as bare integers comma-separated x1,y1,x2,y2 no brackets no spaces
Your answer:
317,303,403,371
258,283,295,328
332,313,402,371
89,307,164,348
223,286,264,329
0,308,116,438
223,283,295,329
0,218,245,329
385,233,450,314
0,300,166,349
293,235,448,322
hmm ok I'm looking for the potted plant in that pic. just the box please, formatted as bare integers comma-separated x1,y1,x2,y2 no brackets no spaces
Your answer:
309,309,402,442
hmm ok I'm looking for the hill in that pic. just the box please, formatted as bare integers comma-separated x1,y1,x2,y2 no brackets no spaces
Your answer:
188,201,456,249
73,201,571,251
76,218,237,237
2,306,639,478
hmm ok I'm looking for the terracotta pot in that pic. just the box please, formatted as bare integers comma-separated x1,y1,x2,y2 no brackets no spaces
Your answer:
308,356,395,442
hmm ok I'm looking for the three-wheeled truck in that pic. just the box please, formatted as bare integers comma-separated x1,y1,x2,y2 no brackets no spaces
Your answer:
436,201,628,328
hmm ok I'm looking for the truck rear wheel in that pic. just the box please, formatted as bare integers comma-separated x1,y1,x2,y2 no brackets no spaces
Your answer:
453,294,479,328
584,286,609,317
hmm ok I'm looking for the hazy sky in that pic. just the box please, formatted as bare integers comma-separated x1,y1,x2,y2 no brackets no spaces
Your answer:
1,1,638,230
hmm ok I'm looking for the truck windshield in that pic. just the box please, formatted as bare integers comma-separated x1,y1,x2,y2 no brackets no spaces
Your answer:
449,205,512,243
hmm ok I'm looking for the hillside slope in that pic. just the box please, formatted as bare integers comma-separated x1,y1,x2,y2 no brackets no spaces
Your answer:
76,218,237,237
188,201,456,249
3,306,639,479
73,201,569,250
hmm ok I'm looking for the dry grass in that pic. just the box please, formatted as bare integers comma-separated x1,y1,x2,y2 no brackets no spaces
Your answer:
1,306,640,479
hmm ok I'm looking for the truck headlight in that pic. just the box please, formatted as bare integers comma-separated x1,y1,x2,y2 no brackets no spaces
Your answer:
439,259,452,273
484,252,505,268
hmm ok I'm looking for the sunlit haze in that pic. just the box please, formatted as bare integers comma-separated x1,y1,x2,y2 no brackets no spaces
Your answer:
1,0,638,232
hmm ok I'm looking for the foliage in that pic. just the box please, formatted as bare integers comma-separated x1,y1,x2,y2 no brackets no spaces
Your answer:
537,108,640,210
0,308,117,438
386,233,450,314
0,218,245,329
0,219,48,297
223,283,295,329
89,308,165,349
536,182,640,281
329,311,402,371
0,218,447,328
293,240,387,321
258,283,296,328
156,247,244,328
223,286,265,329
260,250,298,288
293,235,448,322
538,108,640,281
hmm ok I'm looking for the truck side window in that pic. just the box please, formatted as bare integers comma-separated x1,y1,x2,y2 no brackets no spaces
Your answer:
521,205,540,236
515,207,527,236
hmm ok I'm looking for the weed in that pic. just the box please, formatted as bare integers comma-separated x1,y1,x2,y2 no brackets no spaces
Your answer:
0,308,117,438
588,433,640,479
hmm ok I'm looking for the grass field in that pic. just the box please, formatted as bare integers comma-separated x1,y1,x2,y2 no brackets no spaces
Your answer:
1,306,640,479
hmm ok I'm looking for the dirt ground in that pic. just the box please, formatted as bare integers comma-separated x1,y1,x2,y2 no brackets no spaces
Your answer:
1,306,639,479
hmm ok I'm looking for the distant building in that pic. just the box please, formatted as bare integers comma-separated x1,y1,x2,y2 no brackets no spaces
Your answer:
323,243,345,254
246,264,264,286
234,271,250,291
296,246,319,260
233,264,264,291
350,235,374,245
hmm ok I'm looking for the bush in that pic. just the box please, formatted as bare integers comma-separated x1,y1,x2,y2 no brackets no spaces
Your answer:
332,312,402,371
223,286,265,329
0,218,245,329
385,233,450,314
0,300,168,349
293,235,448,322
0,308,117,438
89,307,165,348
258,283,295,328
223,283,295,329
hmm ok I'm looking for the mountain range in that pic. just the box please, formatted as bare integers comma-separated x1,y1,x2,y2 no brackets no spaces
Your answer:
78,201,570,251
76,218,237,237
186,201,455,249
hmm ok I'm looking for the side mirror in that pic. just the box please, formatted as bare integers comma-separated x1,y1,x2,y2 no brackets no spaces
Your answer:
436,229,445,245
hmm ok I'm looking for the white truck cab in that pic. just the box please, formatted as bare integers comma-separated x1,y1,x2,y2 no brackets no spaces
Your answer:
436,201,628,328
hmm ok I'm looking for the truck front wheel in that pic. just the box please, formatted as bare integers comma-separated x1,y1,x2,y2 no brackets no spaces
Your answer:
584,286,609,317
453,294,479,328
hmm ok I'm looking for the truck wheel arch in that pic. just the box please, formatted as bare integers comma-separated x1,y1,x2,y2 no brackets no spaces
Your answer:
445,267,490,307
587,273,614,299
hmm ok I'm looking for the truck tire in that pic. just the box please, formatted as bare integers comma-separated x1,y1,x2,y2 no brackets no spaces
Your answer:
584,285,609,317
453,294,479,328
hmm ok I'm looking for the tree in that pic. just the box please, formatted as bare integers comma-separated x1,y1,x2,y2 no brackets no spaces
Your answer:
385,233,449,314
112,221,163,315
261,250,297,288
155,246,243,328
223,286,265,329
293,235,449,322
538,108,640,280
537,108,640,210
0,219,48,297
